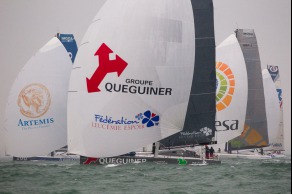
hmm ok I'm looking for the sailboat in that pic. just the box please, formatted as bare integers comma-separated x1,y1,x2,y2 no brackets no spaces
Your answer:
217,30,284,160
218,69,280,159
264,65,285,157
4,34,79,162
68,0,220,165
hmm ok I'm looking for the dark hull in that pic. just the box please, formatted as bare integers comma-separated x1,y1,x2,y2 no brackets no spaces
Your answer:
80,156,221,165
13,156,79,162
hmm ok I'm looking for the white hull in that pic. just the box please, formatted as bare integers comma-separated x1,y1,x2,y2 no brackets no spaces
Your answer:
0,156,13,162
217,153,286,160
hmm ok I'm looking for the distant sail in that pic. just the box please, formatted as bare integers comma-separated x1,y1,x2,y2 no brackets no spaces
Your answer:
265,66,285,151
4,37,74,157
230,29,269,150
159,0,216,148
215,34,248,144
57,34,78,63
68,0,197,157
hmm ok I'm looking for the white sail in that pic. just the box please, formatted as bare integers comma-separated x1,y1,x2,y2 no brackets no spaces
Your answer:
262,69,281,151
68,0,196,158
265,66,284,151
215,34,248,144
4,38,73,157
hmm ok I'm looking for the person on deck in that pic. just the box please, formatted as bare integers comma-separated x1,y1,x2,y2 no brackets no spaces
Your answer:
210,147,215,158
205,145,210,159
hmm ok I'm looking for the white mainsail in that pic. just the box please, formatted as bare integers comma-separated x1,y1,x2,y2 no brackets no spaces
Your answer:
215,34,248,144
4,38,73,157
68,0,196,158
262,69,281,151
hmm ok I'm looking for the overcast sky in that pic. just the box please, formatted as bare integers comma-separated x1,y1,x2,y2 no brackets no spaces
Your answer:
0,0,291,155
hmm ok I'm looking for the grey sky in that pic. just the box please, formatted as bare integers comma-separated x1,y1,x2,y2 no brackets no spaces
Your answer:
0,0,291,155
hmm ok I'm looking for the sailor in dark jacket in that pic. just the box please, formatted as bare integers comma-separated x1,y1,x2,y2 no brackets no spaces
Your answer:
205,145,210,159
210,147,215,158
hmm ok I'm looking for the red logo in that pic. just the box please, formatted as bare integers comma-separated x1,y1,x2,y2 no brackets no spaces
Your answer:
86,43,128,93
83,157,98,165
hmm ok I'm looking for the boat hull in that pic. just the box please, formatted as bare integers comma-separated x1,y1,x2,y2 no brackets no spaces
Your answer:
80,156,221,165
13,156,80,162
217,153,286,160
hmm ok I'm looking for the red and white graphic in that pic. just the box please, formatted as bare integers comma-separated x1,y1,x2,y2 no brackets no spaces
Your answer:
86,43,128,93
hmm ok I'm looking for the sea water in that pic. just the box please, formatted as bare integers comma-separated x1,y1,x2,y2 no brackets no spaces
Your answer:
0,158,290,194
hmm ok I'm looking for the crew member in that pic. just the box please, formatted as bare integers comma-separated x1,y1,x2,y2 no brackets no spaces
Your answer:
205,145,210,159
210,147,215,158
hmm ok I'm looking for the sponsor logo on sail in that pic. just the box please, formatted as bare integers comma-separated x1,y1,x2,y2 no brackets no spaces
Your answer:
18,83,51,118
200,127,213,136
242,30,255,38
216,62,236,111
60,36,74,43
268,66,279,73
179,127,213,139
277,89,283,108
17,83,54,130
92,110,160,131
268,65,279,81
86,43,173,96
215,120,239,131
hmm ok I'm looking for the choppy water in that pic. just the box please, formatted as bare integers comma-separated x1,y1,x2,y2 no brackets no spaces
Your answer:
0,158,291,194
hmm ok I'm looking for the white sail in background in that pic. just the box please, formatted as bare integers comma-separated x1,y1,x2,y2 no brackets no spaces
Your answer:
68,0,196,158
4,38,73,157
0,130,4,157
262,69,281,151
215,34,248,144
265,66,285,151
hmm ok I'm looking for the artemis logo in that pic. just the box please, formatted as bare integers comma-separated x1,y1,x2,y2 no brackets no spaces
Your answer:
86,43,128,93
18,83,51,118
215,120,239,131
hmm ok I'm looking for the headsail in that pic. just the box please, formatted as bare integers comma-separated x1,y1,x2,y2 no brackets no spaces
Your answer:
57,34,78,63
4,37,74,157
215,34,248,144
160,0,216,148
265,66,285,151
229,29,268,150
68,0,197,158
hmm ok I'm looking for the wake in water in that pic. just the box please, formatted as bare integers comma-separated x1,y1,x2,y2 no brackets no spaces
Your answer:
105,164,121,168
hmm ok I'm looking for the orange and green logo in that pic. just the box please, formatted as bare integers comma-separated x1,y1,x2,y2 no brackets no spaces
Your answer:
216,62,235,111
